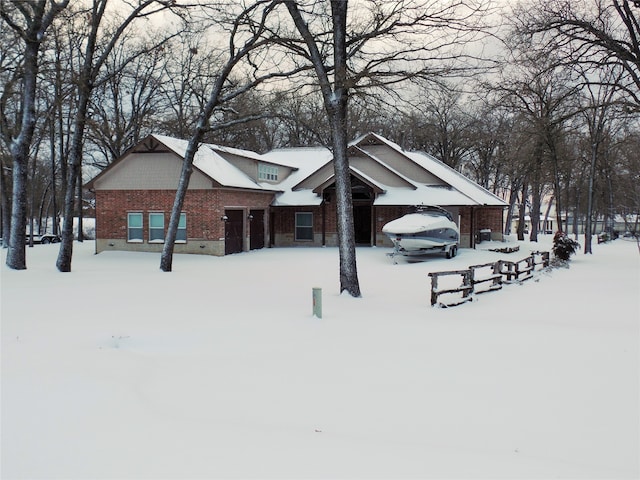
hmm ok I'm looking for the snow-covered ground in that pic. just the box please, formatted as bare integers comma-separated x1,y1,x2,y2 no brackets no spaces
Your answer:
2,237,639,479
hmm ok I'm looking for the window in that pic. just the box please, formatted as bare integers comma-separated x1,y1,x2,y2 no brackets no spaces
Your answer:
149,213,164,243
127,213,143,242
295,212,313,241
176,213,187,243
258,163,278,181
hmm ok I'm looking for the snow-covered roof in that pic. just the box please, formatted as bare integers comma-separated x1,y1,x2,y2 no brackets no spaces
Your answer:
374,185,476,206
262,147,333,206
260,134,508,207
152,134,270,191
89,132,508,209
404,151,506,206
352,132,506,207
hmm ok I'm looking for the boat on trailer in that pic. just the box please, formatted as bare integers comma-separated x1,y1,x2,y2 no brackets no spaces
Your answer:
382,206,460,260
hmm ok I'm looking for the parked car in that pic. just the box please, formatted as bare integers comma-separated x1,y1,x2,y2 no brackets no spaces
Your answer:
26,233,61,244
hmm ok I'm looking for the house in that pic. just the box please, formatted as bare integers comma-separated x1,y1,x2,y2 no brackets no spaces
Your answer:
86,132,508,256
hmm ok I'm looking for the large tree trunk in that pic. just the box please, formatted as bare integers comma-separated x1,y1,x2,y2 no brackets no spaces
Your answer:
282,0,361,296
328,0,360,297
56,100,88,271
0,156,10,248
7,155,29,267
160,132,202,272
329,105,360,297
6,40,40,270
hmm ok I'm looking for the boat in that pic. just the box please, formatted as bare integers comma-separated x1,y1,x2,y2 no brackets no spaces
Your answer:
382,206,459,259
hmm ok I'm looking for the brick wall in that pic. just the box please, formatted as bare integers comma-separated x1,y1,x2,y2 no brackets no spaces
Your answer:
459,206,504,245
96,188,273,249
97,187,505,253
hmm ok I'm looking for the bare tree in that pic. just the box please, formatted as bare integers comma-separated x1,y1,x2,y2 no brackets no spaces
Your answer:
55,0,182,272
282,0,361,295
0,17,22,246
407,82,474,169
578,67,622,253
512,0,640,110
85,34,167,169
160,1,306,272
280,0,494,296
493,46,580,240
1,0,70,269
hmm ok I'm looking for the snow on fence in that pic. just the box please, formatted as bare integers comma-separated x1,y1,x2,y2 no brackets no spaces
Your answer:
428,251,550,308
498,251,549,283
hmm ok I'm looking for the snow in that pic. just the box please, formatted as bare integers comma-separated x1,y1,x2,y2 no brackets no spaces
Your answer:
152,135,265,190
263,147,332,207
2,237,639,479
352,133,506,207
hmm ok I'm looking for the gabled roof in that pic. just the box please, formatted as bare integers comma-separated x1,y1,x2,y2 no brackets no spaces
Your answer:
87,132,508,209
87,134,282,192
261,147,333,206
312,166,386,195
351,132,507,207
263,132,507,207
152,135,273,191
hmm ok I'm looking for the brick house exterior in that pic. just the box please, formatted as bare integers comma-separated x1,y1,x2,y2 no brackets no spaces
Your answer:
86,133,507,256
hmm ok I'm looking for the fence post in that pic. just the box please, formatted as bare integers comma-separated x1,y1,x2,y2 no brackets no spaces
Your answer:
312,287,322,318
429,274,439,306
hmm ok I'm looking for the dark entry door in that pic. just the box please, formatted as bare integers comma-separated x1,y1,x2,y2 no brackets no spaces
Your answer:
353,205,372,245
249,209,265,250
225,210,244,255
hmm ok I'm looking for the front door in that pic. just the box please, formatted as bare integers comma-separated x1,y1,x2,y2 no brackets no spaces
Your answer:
353,205,372,245
225,210,244,255
249,209,265,250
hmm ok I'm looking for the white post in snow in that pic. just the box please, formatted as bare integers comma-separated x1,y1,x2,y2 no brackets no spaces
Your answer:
312,287,322,318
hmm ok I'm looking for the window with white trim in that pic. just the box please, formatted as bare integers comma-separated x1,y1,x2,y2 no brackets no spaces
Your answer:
149,213,165,243
295,212,313,241
258,163,278,181
176,213,187,243
127,213,143,242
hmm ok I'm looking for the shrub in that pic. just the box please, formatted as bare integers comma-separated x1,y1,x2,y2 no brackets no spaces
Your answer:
552,231,580,261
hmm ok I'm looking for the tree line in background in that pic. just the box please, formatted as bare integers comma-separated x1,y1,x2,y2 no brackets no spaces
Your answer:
1,1,639,288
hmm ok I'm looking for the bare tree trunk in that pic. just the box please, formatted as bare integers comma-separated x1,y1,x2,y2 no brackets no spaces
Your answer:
57,83,91,271
285,0,360,297
584,143,597,254
6,40,39,269
0,156,10,247
517,182,528,241
542,194,554,234
504,180,520,236
76,167,83,242
529,181,541,242
161,1,283,272
49,117,58,236
573,184,580,239
160,131,202,272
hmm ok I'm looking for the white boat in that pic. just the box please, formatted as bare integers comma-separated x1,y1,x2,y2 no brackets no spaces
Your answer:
382,206,459,259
